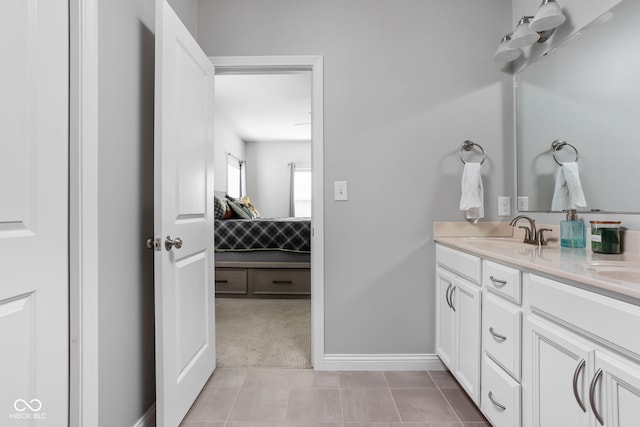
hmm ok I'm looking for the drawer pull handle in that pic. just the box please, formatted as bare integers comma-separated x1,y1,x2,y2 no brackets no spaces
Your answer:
489,327,507,341
589,368,604,426
272,280,293,285
489,275,507,286
215,280,229,283
488,391,506,411
445,284,453,309
572,359,587,413
449,286,456,312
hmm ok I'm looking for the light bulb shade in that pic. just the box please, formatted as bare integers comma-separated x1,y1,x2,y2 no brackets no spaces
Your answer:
510,18,540,48
493,37,522,63
530,0,566,32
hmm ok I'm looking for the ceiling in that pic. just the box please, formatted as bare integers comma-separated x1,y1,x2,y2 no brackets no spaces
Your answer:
214,72,312,142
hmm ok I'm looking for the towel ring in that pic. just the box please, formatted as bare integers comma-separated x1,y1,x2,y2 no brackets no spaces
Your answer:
551,140,579,166
460,140,486,165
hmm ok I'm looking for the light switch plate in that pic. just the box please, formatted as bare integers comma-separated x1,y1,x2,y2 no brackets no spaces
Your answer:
498,196,511,217
334,181,348,201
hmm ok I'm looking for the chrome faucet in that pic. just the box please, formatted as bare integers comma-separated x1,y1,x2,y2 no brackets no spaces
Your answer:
509,215,551,246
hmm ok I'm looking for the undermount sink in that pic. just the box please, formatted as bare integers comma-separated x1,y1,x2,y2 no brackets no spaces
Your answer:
457,237,559,249
458,237,521,247
579,261,640,284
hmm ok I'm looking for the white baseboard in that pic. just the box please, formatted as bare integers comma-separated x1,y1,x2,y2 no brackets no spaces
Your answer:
133,403,155,427
322,353,445,371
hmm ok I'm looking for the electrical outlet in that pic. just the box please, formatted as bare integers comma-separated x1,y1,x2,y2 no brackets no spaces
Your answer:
498,196,511,217
517,196,529,211
334,181,348,201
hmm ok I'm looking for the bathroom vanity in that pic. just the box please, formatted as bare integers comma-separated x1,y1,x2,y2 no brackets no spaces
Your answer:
434,225,640,427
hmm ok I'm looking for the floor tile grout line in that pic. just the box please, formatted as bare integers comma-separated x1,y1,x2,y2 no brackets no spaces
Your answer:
222,368,248,426
427,370,465,426
384,371,405,423
338,381,345,427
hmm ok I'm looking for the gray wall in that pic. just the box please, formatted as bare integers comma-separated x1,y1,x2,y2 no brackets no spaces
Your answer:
197,0,514,355
168,0,199,36
245,140,312,218
213,112,246,193
97,0,158,425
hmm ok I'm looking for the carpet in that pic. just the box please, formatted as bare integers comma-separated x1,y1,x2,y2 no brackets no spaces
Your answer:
215,298,311,369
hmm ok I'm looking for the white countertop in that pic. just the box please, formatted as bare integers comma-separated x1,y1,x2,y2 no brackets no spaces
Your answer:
434,223,640,302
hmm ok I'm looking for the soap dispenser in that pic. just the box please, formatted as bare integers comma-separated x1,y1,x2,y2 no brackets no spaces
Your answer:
561,209,586,248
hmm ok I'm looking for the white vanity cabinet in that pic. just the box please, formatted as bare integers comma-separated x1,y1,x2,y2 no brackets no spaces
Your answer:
523,274,640,427
436,244,482,404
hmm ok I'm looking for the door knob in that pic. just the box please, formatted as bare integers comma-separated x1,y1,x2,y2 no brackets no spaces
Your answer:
165,236,183,251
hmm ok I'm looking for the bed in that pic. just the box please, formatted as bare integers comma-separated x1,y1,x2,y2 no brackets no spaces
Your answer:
214,215,311,299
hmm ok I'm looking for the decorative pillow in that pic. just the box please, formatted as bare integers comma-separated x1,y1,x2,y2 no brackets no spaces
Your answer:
241,196,260,219
213,196,229,219
227,200,252,219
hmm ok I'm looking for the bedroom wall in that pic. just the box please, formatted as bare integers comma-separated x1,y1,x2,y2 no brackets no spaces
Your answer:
214,111,246,193
196,0,514,357
245,140,312,218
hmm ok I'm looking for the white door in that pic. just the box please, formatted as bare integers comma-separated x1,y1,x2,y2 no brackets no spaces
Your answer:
0,0,69,425
154,2,216,426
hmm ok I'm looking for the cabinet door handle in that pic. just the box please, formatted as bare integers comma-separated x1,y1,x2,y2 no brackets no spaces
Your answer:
445,284,453,309
272,280,293,285
450,286,456,312
489,275,507,286
572,359,587,412
589,368,604,426
489,327,507,341
215,280,229,284
488,391,506,411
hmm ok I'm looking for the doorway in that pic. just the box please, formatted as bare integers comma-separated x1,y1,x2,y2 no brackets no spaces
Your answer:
210,56,325,370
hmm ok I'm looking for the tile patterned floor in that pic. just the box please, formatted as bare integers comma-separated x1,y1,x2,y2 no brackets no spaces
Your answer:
180,369,491,427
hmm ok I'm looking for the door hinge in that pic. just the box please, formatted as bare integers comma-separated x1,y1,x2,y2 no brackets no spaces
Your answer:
146,237,161,251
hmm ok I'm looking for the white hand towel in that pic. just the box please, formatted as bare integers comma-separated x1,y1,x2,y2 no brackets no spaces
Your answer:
551,161,587,211
459,162,484,221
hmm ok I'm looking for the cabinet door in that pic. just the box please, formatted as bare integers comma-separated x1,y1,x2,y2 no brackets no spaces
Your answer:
524,317,592,427
452,276,482,404
436,267,455,370
594,353,640,427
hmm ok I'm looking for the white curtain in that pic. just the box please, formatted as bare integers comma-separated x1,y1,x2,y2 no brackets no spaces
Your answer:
290,162,312,217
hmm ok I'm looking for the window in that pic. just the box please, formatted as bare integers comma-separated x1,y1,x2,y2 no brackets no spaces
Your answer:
226,154,245,198
291,165,312,217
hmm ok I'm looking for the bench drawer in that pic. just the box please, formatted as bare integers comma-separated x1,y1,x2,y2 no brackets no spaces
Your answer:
253,269,311,295
215,269,247,294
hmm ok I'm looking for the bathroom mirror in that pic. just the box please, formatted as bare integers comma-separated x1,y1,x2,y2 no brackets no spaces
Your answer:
516,0,640,213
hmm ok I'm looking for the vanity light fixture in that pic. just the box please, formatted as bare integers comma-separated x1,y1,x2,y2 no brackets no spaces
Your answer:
509,16,540,48
493,0,567,63
493,34,522,63
530,0,566,32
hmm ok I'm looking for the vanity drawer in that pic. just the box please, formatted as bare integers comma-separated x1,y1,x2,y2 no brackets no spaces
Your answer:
253,269,311,295
481,355,521,427
483,260,521,304
436,244,481,284
215,269,247,294
483,293,522,380
528,274,640,358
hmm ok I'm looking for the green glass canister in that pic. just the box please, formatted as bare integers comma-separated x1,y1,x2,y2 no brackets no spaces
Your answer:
590,221,621,254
